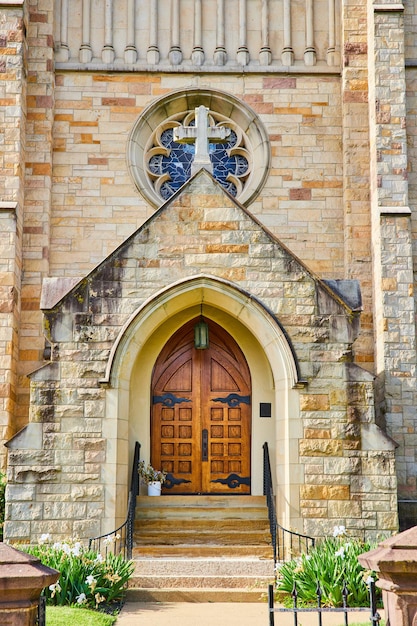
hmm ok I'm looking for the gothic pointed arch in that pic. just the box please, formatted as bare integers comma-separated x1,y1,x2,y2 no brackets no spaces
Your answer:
100,275,302,390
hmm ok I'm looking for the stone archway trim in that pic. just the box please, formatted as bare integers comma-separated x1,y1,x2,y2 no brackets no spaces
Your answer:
98,274,304,390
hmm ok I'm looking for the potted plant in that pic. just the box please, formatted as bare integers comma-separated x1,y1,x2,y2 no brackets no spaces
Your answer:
138,461,167,496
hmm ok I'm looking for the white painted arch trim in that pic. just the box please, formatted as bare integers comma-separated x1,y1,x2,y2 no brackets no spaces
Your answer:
100,274,301,389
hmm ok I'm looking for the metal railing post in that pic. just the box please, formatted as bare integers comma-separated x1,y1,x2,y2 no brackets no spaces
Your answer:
37,595,46,626
369,579,382,625
268,583,275,626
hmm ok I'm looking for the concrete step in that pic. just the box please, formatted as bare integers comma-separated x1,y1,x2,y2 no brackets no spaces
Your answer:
133,544,274,558
133,557,274,577
126,588,268,603
131,495,274,602
131,574,272,589
135,530,272,545
137,495,267,508
136,509,270,521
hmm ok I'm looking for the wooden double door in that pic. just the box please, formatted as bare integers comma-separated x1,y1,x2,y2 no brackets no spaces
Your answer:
151,319,251,494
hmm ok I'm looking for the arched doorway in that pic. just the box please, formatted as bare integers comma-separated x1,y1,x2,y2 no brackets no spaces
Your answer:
151,318,252,494
103,275,301,532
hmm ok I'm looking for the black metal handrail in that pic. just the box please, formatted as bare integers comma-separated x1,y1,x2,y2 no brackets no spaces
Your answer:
263,441,315,568
89,441,141,559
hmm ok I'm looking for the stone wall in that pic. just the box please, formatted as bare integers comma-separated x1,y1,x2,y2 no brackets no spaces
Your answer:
341,0,373,370
5,173,398,543
368,1,417,511
2,0,415,539
7,0,377,462
0,2,26,470
49,72,345,278
17,67,357,427
16,0,56,440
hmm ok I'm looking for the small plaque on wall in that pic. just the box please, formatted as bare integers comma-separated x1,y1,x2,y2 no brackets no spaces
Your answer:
260,403,271,418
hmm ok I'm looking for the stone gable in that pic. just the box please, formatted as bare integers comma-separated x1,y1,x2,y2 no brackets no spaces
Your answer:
41,170,359,390
5,172,398,544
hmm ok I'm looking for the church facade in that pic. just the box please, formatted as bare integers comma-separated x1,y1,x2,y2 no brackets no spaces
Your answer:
1,0,414,544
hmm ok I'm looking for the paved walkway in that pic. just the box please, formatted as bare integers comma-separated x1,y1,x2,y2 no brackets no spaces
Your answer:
116,602,382,626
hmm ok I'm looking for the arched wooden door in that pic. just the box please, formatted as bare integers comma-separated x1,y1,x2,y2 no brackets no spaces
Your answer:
151,318,251,494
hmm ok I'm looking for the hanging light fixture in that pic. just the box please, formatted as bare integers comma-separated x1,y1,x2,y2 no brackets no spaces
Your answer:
194,304,209,350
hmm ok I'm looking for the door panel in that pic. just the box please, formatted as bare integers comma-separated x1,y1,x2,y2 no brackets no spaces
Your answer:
151,318,251,494
151,333,199,493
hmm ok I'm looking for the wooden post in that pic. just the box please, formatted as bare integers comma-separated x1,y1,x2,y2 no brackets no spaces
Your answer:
359,526,417,625
0,544,59,626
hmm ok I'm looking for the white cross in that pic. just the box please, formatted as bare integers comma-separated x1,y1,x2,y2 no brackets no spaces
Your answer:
173,105,231,175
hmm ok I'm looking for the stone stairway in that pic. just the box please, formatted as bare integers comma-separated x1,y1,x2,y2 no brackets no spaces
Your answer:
127,495,275,602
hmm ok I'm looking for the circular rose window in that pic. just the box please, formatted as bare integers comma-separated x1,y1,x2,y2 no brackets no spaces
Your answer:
127,89,270,208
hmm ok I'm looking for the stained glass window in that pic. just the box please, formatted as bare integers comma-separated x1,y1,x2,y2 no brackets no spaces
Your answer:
146,119,249,201
129,90,270,209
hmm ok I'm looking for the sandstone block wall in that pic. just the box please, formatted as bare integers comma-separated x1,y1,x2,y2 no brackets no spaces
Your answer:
0,2,25,471
12,67,364,432
9,1,376,464
5,174,398,543
17,0,55,446
2,0,417,539
49,73,346,278
368,2,417,513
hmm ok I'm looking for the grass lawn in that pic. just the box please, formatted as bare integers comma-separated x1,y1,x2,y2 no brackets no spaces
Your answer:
46,606,118,626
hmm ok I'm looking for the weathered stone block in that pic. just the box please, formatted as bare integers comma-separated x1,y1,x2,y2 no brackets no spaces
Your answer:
324,457,361,475
10,501,43,521
301,484,350,500
71,484,103,501
304,428,332,439
14,466,60,483
299,439,343,457
300,395,330,411
328,500,362,518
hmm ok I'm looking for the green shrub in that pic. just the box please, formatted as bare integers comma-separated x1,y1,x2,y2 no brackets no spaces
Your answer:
0,472,5,542
275,529,380,608
22,538,134,610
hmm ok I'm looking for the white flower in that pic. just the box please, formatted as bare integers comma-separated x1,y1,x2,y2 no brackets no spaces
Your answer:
86,574,97,586
39,533,51,544
49,582,61,598
95,553,104,563
76,592,87,605
71,542,82,556
335,547,345,558
53,542,62,550
366,576,374,585
103,536,114,545
333,525,346,537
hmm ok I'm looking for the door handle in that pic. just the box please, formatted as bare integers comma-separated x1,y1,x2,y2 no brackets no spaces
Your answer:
202,428,208,462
